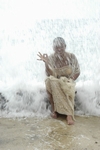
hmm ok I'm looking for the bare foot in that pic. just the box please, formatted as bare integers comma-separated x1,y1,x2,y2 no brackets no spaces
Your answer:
66,115,74,125
51,112,58,119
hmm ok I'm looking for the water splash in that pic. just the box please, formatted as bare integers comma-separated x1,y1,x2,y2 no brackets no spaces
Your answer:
0,0,100,117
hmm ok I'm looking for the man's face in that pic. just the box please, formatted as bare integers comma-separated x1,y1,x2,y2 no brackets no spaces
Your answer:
54,46,66,55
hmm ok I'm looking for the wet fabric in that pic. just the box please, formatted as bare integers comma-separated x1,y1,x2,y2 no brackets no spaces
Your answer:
47,52,80,78
45,52,80,119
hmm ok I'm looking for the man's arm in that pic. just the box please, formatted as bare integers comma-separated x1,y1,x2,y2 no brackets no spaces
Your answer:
45,62,53,76
71,72,80,80
70,53,80,80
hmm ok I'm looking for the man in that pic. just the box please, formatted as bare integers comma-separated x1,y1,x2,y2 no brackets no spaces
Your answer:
37,37,80,125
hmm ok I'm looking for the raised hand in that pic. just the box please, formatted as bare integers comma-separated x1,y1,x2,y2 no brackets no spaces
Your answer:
37,52,48,63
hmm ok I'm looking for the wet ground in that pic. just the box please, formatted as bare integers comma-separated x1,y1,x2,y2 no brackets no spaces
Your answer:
0,115,100,150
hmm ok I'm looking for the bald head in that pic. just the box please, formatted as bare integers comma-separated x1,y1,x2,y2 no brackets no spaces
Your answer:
53,37,66,49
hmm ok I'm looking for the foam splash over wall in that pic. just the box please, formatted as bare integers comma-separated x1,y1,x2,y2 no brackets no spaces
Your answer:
0,0,100,118
0,80,51,117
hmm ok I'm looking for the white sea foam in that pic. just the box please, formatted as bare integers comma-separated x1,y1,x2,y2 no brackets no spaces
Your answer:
0,80,51,118
0,0,100,118
75,81,100,116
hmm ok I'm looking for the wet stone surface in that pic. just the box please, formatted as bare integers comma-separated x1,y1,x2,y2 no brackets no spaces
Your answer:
0,116,100,150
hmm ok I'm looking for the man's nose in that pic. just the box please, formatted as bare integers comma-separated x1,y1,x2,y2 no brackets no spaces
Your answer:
58,48,61,51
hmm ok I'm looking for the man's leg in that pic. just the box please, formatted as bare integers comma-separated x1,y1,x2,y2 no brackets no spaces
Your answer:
47,90,57,118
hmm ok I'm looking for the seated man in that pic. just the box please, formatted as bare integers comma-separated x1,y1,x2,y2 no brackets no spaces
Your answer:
37,37,80,125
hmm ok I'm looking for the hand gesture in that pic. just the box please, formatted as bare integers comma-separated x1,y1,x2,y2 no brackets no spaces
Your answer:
37,52,48,63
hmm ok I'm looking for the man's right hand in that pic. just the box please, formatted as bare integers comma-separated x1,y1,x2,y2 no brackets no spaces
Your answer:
37,52,48,63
